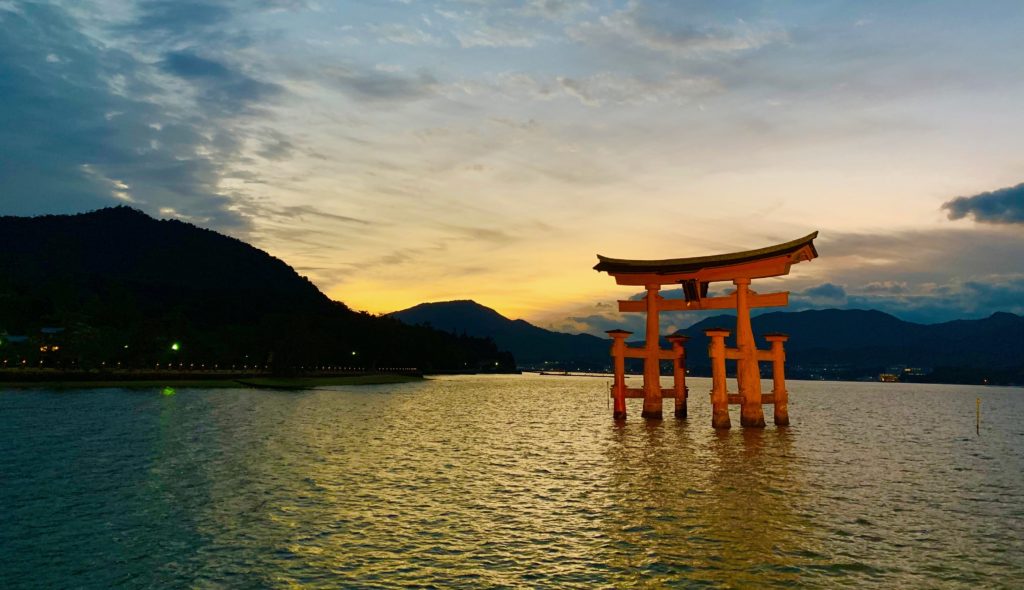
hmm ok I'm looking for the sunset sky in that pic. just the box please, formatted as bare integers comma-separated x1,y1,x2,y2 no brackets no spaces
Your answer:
2,1,1023,334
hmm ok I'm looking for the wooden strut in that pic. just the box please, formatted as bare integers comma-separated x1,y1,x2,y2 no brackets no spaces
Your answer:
705,329,790,428
606,328,689,421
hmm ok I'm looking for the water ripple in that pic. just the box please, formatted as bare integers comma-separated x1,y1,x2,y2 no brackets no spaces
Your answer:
1,376,1023,588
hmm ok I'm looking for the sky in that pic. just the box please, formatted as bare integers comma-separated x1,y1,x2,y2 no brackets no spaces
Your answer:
2,0,1023,335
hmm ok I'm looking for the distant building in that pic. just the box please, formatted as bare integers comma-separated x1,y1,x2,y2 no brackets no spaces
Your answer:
40,327,65,351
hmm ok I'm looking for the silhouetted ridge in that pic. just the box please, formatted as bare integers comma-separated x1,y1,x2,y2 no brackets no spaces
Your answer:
0,207,514,372
390,300,610,369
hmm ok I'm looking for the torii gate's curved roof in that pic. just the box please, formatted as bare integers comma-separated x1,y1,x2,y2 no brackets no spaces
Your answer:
594,232,818,276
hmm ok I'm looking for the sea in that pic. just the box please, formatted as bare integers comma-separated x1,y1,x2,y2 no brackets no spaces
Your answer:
2,374,1022,588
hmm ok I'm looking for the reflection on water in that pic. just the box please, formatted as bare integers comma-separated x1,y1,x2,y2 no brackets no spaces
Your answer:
1,376,1022,588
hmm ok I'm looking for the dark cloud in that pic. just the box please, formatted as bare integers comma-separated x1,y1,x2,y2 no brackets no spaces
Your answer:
162,50,234,78
800,282,847,301
131,1,234,36
942,182,1024,224
960,279,1024,312
255,129,295,161
0,2,299,229
862,281,909,294
161,50,283,114
124,0,310,46
331,68,438,103
836,277,1024,324
0,3,241,227
817,228,1024,284
278,205,369,225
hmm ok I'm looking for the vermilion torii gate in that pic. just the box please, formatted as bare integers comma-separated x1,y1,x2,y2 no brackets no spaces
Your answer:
594,232,819,428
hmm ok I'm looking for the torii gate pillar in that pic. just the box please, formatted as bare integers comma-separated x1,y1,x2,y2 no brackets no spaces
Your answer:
641,284,663,419
734,278,766,428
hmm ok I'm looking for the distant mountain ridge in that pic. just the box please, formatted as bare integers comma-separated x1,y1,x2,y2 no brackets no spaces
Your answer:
390,300,609,368
391,300,1024,384
678,309,1023,374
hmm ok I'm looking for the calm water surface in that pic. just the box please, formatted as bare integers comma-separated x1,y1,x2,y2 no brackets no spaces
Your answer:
2,375,1023,588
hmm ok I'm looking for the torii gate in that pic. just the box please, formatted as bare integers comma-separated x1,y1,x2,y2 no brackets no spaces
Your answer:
594,232,818,428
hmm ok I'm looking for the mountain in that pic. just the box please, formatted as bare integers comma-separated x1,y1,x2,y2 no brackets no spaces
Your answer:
393,300,1023,384
0,207,515,373
390,300,610,369
677,309,1023,382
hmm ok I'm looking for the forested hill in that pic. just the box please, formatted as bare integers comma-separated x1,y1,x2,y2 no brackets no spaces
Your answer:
0,207,514,372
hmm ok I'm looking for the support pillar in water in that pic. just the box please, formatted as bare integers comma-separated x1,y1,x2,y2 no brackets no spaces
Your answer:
765,333,790,426
607,329,631,420
706,328,731,429
734,278,766,428
641,285,663,420
666,335,688,419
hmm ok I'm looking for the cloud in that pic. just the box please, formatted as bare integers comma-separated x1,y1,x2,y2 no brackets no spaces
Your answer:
278,205,370,225
522,0,592,20
161,50,284,114
942,182,1024,224
120,0,311,44
556,72,721,106
451,71,720,106
567,1,787,58
0,3,245,227
799,282,847,301
255,129,295,161
330,67,439,103
816,228,1024,280
839,277,1024,324
368,23,443,46
442,224,518,245
129,0,234,39
435,3,555,48
453,22,543,48
862,281,909,294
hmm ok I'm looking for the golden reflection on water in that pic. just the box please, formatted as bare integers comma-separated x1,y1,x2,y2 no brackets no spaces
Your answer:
601,415,812,587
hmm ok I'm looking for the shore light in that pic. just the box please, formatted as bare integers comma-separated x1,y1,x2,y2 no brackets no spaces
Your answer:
171,342,181,351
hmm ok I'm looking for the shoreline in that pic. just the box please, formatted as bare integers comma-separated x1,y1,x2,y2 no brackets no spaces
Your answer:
0,373,424,389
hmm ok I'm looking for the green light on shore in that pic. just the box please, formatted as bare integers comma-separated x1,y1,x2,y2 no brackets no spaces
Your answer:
171,342,181,351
